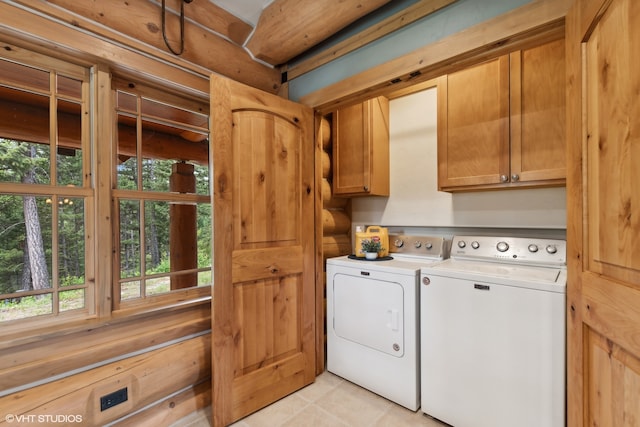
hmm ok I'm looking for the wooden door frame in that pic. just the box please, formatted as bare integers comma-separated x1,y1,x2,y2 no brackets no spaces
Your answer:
565,0,585,424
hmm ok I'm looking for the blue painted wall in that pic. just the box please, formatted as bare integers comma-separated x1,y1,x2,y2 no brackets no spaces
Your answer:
288,0,531,101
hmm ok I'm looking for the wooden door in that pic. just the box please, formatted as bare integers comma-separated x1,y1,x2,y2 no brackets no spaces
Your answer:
210,75,316,426
566,0,640,425
437,56,510,190
510,38,566,184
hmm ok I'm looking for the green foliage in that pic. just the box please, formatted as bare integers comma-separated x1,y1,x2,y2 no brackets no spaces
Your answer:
361,237,383,253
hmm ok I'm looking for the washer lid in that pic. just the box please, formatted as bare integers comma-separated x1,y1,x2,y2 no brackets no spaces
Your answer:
421,259,566,292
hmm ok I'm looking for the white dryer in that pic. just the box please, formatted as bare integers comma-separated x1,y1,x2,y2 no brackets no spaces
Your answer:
326,234,447,411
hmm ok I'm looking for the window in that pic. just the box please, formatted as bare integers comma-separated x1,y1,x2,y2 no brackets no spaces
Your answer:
0,47,212,327
113,79,211,308
0,52,93,323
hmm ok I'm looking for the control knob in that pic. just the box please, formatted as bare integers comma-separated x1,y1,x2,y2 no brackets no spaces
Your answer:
457,240,466,249
414,241,422,249
394,239,404,248
425,242,433,250
528,244,539,253
496,241,509,252
471,241,480,249
546,245,558,254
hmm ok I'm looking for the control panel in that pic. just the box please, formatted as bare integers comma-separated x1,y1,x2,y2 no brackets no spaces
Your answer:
388,234,447,258
451,235,566,266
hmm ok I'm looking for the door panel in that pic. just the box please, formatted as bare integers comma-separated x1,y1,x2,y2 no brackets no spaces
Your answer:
211,75,315,426
234,110,299,247
566,0,640,424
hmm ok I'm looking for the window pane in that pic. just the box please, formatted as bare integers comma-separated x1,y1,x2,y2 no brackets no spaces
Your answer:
119,200,141,279
58,197,84,286
117,90,137,114
0,194,52,293
142,157,172,192
0,294,53,321
141,97,208,129
144,200,169,274
60,288,84,312
0,77,52,183
121,280,141,300
0,60,49,93
194,163,210,196
146,276,170,296
57,99,83,186
197,203,212,268
0,138,51,185
57,75,82,99
197,270,212,287
117,113,138,190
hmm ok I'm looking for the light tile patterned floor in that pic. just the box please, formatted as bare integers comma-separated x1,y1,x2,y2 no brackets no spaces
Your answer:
172,371,447,427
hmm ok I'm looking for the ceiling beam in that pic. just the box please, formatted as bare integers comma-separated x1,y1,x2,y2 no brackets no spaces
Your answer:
246,0,392,66
10,0,280,93
286,0,458,81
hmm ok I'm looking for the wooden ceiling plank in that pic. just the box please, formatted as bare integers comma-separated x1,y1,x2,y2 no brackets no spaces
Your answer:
10,0,280,93
246,0,392,66
299,0,571,113
287,0,459,81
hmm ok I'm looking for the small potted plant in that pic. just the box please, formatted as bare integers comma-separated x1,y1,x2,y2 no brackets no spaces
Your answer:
361,237,383,260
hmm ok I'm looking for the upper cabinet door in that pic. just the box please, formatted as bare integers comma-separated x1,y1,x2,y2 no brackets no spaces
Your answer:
437,56,511,190
438,56,509,190
566,0,640,425
210,75,316,426
510,38,566,183
332,96,390,196
438,39,566,192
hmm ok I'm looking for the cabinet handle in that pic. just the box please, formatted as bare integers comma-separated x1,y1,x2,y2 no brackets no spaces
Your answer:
500,175,509,183
363,186,369,191
511,174,520,182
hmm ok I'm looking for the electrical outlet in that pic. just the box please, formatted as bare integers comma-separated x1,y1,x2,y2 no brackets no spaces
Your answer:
100,387,128,411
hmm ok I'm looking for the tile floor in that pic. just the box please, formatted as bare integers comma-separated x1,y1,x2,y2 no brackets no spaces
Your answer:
172,371,448,427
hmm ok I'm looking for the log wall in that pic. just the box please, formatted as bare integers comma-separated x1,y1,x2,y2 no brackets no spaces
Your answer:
319,115,352,364
0,302,211,426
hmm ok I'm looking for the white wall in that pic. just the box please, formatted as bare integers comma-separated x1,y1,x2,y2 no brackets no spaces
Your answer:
351,87,567,233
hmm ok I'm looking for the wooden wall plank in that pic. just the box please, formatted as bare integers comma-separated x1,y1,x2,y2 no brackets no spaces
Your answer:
0,302,211,390
0,334,211,426
113,381,211,427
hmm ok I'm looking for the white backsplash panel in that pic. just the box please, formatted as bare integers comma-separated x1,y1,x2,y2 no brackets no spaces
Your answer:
351,87,567,230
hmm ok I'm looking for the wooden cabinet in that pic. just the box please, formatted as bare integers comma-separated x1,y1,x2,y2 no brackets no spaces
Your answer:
437,39,566,191
332,96,389,196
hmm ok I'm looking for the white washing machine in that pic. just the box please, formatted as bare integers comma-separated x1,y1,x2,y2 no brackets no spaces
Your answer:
326,234,448,411
420,235,567,427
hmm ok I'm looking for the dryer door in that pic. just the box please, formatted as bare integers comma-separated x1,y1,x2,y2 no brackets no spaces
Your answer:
332,273,404,357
